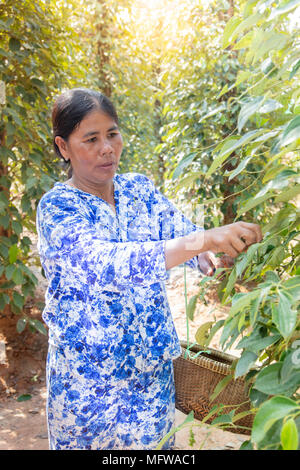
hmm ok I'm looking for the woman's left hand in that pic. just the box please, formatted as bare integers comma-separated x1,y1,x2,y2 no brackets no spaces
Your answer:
197,251,235,276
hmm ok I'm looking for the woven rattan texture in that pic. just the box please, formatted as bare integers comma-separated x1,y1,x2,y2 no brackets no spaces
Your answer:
173,343,253,435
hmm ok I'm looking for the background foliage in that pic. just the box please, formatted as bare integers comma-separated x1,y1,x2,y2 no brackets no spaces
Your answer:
0,0,299,450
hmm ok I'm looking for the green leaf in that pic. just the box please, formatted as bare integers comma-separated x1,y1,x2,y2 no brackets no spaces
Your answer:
12,220,23,236
278,115,300,149
12,291,24,310
269,0,300,19
254,363,300,395
274,183,300,204
209,374,233,402
12,267,24,285
28,318,47,336
281,276,300,301
186,294,198,321
8,244,18,264
211,412,233,426
5,264,15,281
222,16,242,48
253,32,288,63
237,97,264,133
195,321,214,345
290,58,300,79
9,37,21,52
228,289,261,318
235,350,257,378
17,394,32,402
227,155,252,182
16,317,27,333
236,333,281,355
272,293,297,339
281,418,299,450
252,396,299,445
207,129,265,177
172,152,198,179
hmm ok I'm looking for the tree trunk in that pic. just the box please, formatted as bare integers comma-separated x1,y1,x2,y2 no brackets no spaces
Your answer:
96,0,112,97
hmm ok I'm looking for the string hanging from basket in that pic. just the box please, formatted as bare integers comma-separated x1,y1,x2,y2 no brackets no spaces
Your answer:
183,263,210,360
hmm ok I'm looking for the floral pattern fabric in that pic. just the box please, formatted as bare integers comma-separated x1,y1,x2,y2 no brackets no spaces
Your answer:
36,172,203,450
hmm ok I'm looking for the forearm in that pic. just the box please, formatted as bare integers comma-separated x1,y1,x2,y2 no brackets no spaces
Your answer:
164,231,210,270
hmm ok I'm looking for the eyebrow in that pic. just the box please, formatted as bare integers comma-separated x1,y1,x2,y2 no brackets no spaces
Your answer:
82,126,119,138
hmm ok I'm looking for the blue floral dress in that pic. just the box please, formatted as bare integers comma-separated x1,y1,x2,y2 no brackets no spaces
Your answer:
36,172,203,450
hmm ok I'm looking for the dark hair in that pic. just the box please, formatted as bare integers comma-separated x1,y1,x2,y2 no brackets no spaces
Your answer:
52,88,119,178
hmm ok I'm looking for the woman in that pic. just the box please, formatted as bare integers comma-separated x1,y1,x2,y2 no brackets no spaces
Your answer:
36,88,262,450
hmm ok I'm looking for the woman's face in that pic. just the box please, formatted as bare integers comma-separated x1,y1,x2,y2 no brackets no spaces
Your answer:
55,109,123,184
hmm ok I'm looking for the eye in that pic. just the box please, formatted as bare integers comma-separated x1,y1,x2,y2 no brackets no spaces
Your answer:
86,137,97,143
108,132,119,139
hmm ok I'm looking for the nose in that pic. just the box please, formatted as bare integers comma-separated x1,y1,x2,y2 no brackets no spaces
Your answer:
98,138,113,156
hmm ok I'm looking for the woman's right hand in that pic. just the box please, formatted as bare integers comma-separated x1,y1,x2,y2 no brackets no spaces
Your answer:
205,222,263,258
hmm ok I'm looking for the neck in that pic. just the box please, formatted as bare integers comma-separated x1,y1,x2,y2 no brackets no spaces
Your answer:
68,175,115,203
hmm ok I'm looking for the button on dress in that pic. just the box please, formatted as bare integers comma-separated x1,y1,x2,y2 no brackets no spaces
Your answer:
36,172,204,450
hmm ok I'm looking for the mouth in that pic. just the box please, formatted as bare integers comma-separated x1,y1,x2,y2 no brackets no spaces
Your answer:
96,162,114,169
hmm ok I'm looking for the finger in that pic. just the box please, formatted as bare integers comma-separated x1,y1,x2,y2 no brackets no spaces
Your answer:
232,236,246,253
206,251,219,267
220,255,235,268
224,244,240,258
238,227,258,245
239,222,263,243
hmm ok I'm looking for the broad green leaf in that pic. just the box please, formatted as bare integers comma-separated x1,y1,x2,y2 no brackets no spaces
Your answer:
234,350,257,378
222,265,237,301
253,32,289,63
259,99,283,113
280,418,299,450
201,319,225,347
12,291,24,310
227,155,252,181
272,293,297,338
5,264,15,281
235,243,259,277
223,12,261,48
172,152,198,179
236,333,281,355
17,394,32,402
186,294,198,321
16,317,27,333
222,16,242,48
207,130,264,177
252,396,299,445
269,0,300,19
278,115,300,149
12,267,24,285
220,315,240,347
211,412,234,425
281,350,300,384
281,276,300,300
290,58,300,79
274,184,300,203
238,97,264,133
199,104,226,122
228,289,261,318
9,37,21,51
195,321,214,345
254,363,300,395
8,244,18,264
267,246,286,267
28,318,47,336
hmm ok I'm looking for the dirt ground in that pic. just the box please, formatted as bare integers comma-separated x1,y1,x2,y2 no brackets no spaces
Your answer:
0,256,248,451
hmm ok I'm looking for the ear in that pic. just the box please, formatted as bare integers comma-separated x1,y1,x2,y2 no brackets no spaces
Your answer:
55,136,70,162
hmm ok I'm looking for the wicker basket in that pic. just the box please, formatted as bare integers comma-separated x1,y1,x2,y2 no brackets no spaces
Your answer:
173,341,253,435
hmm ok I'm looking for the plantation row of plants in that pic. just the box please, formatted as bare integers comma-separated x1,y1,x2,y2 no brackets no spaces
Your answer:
0,0,299,449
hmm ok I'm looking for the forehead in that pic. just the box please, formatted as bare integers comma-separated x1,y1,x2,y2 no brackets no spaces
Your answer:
75,110,117,135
